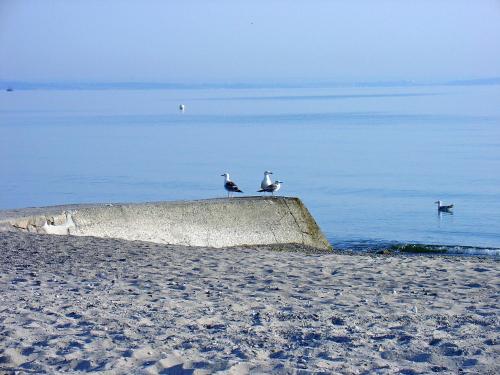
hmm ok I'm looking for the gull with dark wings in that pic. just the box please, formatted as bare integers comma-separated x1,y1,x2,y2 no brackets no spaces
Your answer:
258,180,283,196
435,200,454,213
221,173,243,198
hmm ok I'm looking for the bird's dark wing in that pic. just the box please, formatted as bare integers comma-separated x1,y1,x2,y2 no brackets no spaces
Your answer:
264,184,277,192
225,181,243,192
439,204,453,211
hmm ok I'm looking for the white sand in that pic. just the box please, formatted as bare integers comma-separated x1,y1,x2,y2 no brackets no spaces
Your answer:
0,232,498,374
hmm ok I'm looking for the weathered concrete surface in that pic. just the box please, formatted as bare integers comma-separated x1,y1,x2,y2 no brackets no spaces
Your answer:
0,197,332,250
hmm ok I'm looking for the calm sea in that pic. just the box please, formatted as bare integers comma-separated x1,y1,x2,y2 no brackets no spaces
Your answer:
1,84,499,255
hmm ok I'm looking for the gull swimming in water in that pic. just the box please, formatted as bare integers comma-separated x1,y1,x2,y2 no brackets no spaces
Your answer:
179,104,185,111
260,171,273,193
221,173,243,197
258,180,283,196
435,200,454,212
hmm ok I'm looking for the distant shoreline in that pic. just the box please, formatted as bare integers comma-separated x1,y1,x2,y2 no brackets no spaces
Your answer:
2,77,500,91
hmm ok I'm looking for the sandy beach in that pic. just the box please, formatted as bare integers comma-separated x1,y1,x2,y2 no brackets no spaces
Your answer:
0,231,498,374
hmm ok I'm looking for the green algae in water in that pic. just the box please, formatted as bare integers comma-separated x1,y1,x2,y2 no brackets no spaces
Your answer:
390,244,448,254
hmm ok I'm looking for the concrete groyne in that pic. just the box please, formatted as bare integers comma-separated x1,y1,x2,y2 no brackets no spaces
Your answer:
0,197,332,251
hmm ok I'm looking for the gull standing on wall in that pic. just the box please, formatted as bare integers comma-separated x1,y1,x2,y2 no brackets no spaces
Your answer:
260,171,273,194
258,181,283,196
221,173,243,198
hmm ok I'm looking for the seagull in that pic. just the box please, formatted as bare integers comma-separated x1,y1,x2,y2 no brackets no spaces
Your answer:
260,171,273,193
435,200,454,212
258,180,283,196
179,104,185,111
221,173,243,197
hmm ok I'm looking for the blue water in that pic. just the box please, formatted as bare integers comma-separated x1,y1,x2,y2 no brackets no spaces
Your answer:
1,84,500,255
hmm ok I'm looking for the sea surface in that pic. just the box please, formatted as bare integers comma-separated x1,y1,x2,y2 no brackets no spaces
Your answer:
1,83,500,255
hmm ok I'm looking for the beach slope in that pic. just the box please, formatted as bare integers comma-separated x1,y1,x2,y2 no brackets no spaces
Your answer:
0,232,498,374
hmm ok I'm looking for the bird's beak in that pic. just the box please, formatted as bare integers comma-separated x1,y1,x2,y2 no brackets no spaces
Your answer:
434,201,438,204
220,174,225,176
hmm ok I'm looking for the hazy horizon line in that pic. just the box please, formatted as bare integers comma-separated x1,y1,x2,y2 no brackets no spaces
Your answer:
1,77,499,91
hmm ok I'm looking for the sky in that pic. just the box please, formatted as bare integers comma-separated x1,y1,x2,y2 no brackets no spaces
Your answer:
0,0,499,84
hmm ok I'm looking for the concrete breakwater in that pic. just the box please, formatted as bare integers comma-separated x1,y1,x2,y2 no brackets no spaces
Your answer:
0,197,332,250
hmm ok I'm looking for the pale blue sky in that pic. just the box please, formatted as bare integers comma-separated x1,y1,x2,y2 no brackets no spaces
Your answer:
1,0,499,83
